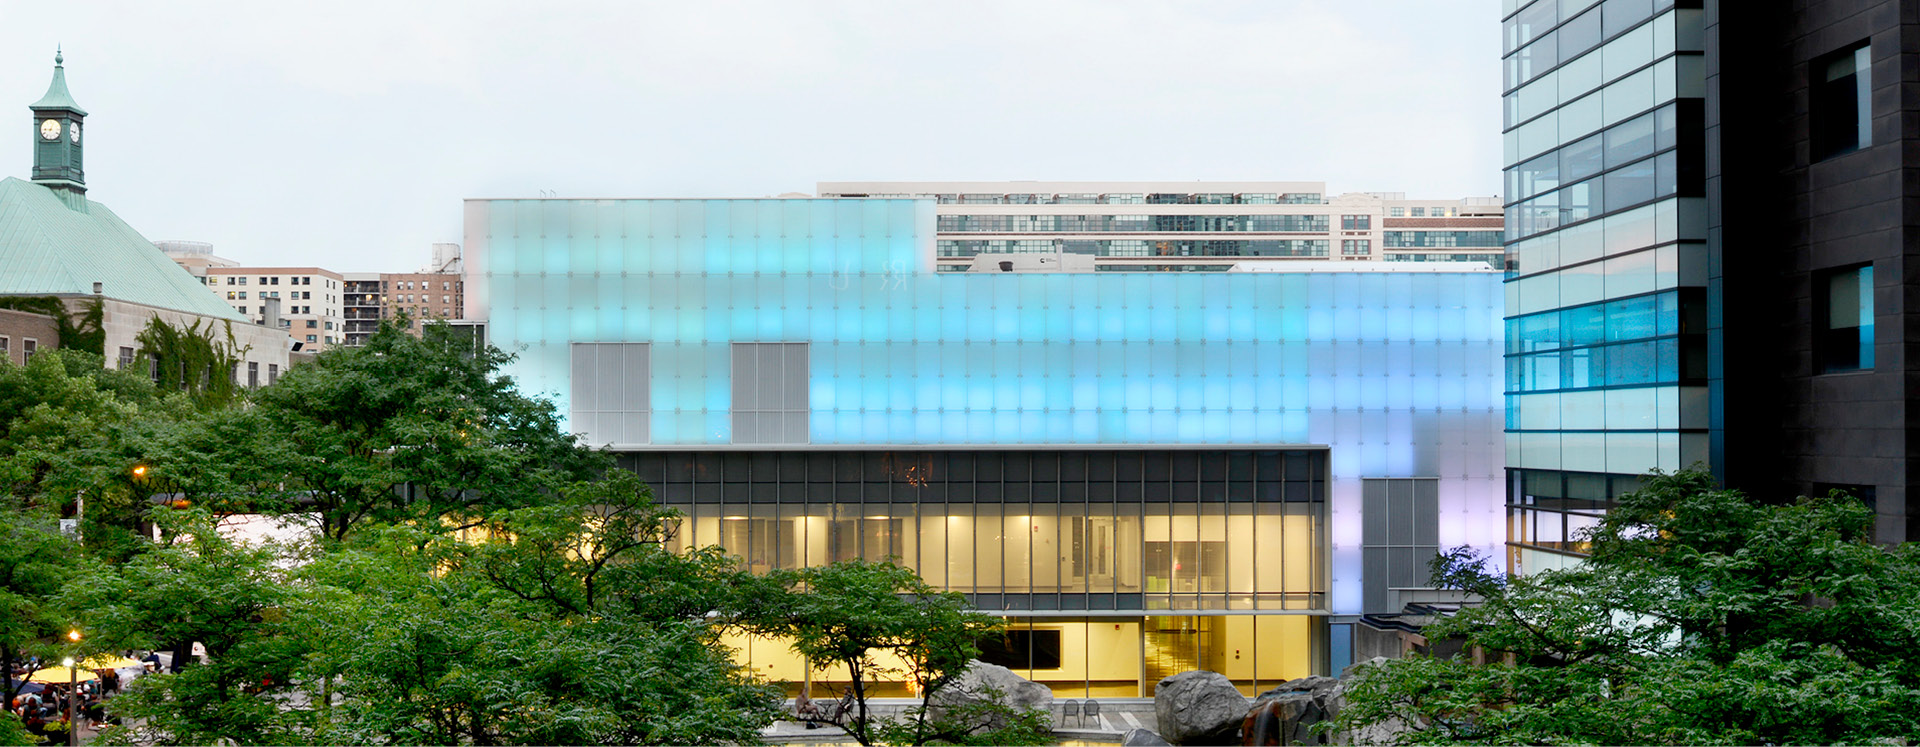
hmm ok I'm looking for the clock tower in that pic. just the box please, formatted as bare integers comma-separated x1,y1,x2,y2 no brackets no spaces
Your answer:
30,47,87,195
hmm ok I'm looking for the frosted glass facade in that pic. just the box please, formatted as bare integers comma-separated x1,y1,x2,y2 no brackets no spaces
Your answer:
467,197,1505,674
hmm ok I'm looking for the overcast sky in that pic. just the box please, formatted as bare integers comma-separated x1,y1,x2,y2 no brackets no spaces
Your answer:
3,1,1504,272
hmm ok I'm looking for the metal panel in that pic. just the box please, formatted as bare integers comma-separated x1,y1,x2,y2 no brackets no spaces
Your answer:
570,342,649,446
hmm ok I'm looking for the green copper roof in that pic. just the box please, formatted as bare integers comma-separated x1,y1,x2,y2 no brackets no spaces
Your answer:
0,178,241,320
30,50,86,115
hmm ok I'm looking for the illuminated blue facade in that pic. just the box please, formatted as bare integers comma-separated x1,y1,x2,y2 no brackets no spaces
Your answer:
467,197,1505,679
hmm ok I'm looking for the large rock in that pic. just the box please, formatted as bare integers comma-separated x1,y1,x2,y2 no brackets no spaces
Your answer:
1123,727,1173,746
1242,694,1324,745
1154,670,1248,745
927,659,1053,731
1255,675,1341,704
1340,656,1390,680
1246,675,1341,745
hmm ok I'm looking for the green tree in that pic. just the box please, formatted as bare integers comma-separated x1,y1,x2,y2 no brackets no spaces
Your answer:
0,349,166,508
191,319,607,542
0,502,79,711
751,559,1041,747
458,472,765,623
1332,469,1920,745
294,497,783,746
69,508,309,746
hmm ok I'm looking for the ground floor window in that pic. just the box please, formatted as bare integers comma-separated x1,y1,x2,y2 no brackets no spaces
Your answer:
721,614,1320,698
626,449,1329,612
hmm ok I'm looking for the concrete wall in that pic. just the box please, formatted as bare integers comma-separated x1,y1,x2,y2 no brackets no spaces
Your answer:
70,296,290,383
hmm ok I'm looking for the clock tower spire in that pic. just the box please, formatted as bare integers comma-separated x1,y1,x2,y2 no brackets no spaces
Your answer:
30,46,87,196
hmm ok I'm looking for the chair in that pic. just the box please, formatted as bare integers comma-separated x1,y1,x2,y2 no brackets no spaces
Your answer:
1059,699,1081,728
1081,699,1102,729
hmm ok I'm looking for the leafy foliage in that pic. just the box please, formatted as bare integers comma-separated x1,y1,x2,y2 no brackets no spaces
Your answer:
0,318,1009,746
749,559,1026,746
221,320,608,541
0,502,78,710
0,296,103,356
1332,469,1920,745
133,316,245,406
73,508,308,746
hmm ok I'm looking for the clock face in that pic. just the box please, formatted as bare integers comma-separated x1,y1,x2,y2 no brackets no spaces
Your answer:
69,123,79,144
39,119,59,140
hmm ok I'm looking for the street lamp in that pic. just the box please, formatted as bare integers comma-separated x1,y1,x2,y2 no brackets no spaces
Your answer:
59,656,75,747
64,629,81,747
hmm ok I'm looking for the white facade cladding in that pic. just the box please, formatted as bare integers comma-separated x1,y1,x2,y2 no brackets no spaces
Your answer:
465,196,1504,686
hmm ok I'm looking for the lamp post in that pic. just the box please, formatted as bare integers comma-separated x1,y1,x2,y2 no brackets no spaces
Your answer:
65,628,81,747
59,656,75,747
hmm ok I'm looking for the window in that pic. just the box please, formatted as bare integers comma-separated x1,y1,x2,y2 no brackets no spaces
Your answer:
118,346,134,369
1362,477,1440,614
1340,214,1371,231
570,343,650,445
238,277,247,285
247,361,259,388
0,337,8,359
1389,207,1405,217
976,629,1063,670
1817,264,1873,373
1812,42,1872,160
239,291,248,299
238,306,247,314
271,277,280,285
732,342,809,444
268,364,278,384
306,335,317,342
21,339,35,362
1341,239,1372,256
225,277,235,285
306,320,317,328
226,291,236,299
1410,207,1426,217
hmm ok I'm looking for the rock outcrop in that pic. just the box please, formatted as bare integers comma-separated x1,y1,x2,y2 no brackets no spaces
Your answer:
1154,670,1248,745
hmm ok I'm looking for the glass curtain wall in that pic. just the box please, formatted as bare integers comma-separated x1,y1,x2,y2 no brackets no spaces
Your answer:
631,449,1327,697
1501,0,1708,573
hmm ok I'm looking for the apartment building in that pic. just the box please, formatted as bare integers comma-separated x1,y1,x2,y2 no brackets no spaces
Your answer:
204,267,345,351
816,181,1504,273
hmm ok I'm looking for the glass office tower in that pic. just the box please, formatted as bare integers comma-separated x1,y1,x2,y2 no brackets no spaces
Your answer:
467,197,1504,694
1501,0,1707,572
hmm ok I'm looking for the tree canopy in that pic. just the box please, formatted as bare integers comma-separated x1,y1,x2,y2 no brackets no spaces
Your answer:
1333,470,1920,745
0,321,1032,745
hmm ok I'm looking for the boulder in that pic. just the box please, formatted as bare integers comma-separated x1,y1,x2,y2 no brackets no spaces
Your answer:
1242,693,1324,745
1254,675,1341,705
1247,675,1341,745
1123,727,1174,746
927,659,1053,731
1340,656,1390,681
1154,670,1248,745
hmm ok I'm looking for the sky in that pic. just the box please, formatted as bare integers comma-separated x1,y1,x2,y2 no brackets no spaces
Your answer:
3,0,1505,272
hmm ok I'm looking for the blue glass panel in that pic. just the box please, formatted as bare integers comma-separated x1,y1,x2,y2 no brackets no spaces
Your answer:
1859,266,1875,369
